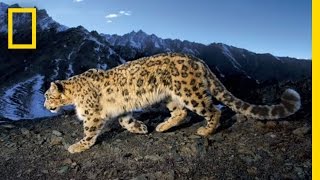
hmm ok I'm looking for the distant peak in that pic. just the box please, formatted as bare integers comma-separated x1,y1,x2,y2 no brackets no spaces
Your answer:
76,25,87,30
137,29,145,34
128,30,148,36
0,2,9,14
74,25,89,33
38,9,49,16
0,2,9,7
9,3,21,8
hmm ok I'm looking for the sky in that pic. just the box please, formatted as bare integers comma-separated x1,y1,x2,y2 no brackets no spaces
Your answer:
1,0,311,59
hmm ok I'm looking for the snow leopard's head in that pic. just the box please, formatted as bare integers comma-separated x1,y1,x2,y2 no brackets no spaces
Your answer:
44,81,72,113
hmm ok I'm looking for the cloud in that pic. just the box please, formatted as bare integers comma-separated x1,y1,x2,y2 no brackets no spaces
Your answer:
105,10,132,23
73,0,83,2
119,10,131,16
105,14,119,19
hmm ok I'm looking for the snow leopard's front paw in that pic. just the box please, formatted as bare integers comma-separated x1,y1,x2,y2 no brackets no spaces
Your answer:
68,142,90,153
119,116,148,134
127,120,148,134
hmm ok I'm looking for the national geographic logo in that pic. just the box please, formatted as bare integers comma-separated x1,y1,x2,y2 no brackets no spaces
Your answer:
8,8,37,49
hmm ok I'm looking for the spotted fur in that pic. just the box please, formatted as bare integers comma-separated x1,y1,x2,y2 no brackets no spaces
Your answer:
44,53,301,153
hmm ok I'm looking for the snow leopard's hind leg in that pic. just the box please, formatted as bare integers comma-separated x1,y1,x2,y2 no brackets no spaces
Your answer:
156,99,187,132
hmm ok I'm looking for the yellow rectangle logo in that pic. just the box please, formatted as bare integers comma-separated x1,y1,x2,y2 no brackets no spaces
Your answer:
8,8,37,49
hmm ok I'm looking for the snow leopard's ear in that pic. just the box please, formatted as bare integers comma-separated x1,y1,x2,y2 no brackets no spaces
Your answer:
50,81,64,93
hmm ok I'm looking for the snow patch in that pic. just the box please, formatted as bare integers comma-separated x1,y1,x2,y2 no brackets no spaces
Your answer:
67,50,75,60
37,15,68,32
97,63,108,70
94,46,100,52
51,59,61,80
119,57,126,64
272,55,281,61
86,36,105,47
221,44,242,69
66,63,74,78
154,41,160,48
0,75,54,120
215,104,225,110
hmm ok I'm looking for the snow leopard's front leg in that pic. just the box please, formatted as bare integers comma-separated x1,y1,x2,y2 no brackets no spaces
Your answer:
68,108,107,153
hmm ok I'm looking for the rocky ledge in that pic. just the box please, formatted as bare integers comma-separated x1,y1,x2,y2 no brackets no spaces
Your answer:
0,107,311,179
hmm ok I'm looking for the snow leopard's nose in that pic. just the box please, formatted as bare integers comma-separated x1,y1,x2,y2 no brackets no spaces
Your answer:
49,107,57,111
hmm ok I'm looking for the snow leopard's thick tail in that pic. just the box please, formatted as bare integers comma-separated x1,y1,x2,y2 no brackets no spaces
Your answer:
205,68,301,120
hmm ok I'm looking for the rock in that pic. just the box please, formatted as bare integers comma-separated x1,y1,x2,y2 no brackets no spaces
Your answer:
265,132,277,138
71,132,78,137
144,155,162,161
87,171,98,179
179,143,200,157
281,174,295,179
16,170,23,178
265,121,277,128
50,136,63,146
82,160,95,169
20,128,30,135
293,126,310,136
239,155,255,165
6,142,17,149
57,166,69,174
254,121,265,129
71,162,78,168
165,132,177,136
180,166,190,173
209,133,224,142
41,170,49,174
247,167,258,175
279,121,290,127
189,134,202,139
294,166,306,179
26,169,33,174
105,169,119,177
52,130,63,137
63,143,70,150
132,171,174,180
36,137,45,145
63,158,73,164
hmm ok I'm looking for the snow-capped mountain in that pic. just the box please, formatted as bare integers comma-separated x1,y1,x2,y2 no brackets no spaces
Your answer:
37,9,68,32
0,2,67,33
103,30,311,82
102,30,202,59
